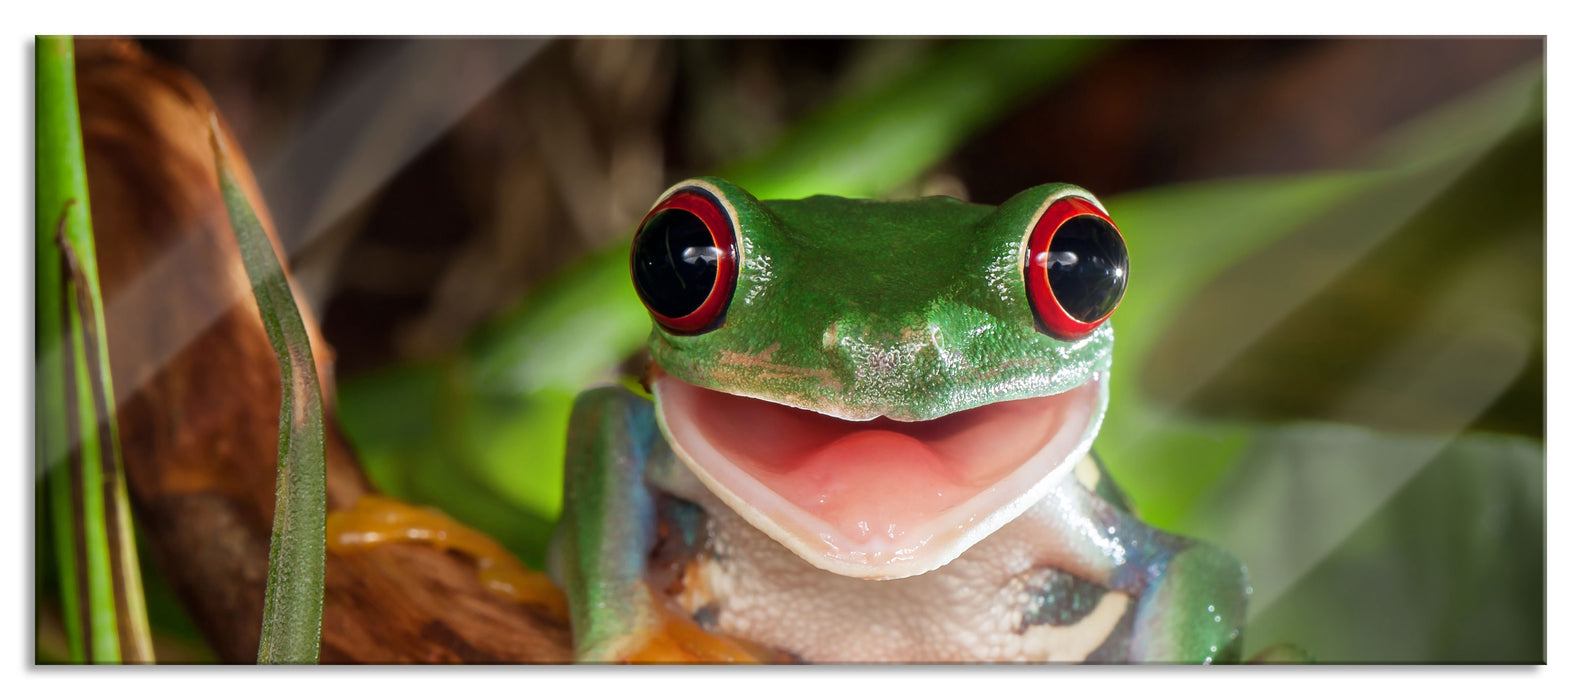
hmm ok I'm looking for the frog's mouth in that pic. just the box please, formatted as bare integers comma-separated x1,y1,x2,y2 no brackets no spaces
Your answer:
652,371,1105,580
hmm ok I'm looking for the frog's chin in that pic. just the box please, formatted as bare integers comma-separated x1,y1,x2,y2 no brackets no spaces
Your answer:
652,371,1107,581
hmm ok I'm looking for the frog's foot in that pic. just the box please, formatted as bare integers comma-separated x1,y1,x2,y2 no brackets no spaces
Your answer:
1127,542,1250,664
592,589,773,664
327,494,568,624
1033,478,1249,664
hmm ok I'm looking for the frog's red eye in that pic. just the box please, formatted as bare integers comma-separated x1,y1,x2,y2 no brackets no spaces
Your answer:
631,187,738,334
1023,195,1128,340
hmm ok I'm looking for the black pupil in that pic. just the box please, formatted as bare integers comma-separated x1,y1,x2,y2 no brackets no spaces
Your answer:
1043,215,1127,323
633,207,721,319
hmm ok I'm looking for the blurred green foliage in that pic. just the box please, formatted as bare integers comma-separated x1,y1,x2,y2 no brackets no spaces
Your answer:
323,40,1545,663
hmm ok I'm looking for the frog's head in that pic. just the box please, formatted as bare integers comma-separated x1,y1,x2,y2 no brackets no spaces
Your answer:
634,177,1128,580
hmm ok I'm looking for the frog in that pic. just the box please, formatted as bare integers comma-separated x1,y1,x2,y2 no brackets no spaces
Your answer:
546,176,1252,664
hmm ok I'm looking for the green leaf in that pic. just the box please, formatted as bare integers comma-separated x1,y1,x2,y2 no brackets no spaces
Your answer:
1089,63,1544,662
336,363,557,568
1095,61,1543,528
210,117,327,665
719,38,1110,200
1197,427,1543,662
35,35,154,665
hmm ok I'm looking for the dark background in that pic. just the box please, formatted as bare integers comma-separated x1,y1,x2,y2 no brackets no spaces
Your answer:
138,38,1541,380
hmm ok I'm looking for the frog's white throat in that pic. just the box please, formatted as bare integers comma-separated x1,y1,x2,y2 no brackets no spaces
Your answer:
652,372,1108,580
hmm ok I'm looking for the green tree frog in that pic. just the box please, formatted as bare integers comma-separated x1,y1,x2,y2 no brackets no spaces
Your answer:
549,177,1250,663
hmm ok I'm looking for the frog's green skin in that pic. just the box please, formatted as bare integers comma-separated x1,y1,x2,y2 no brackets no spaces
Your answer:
550,177,1250,663
649,179,1111,422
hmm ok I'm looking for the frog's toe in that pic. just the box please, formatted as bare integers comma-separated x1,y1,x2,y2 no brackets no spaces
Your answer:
595,595,769,664
1131,544,1250,664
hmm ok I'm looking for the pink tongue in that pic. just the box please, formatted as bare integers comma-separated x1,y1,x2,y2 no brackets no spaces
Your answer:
658,376,1097,552
782,430,965,542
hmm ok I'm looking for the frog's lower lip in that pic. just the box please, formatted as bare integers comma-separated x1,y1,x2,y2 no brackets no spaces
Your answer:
652,372,1105,580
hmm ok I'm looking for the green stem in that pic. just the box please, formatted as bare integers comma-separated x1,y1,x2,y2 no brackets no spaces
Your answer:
37,35,155,664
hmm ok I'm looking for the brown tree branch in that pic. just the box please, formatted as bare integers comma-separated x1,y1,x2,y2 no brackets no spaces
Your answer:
76,37,572,663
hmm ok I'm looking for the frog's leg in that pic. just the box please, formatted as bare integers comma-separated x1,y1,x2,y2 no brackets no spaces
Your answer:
1038,454,1251,664
550,386,763,663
